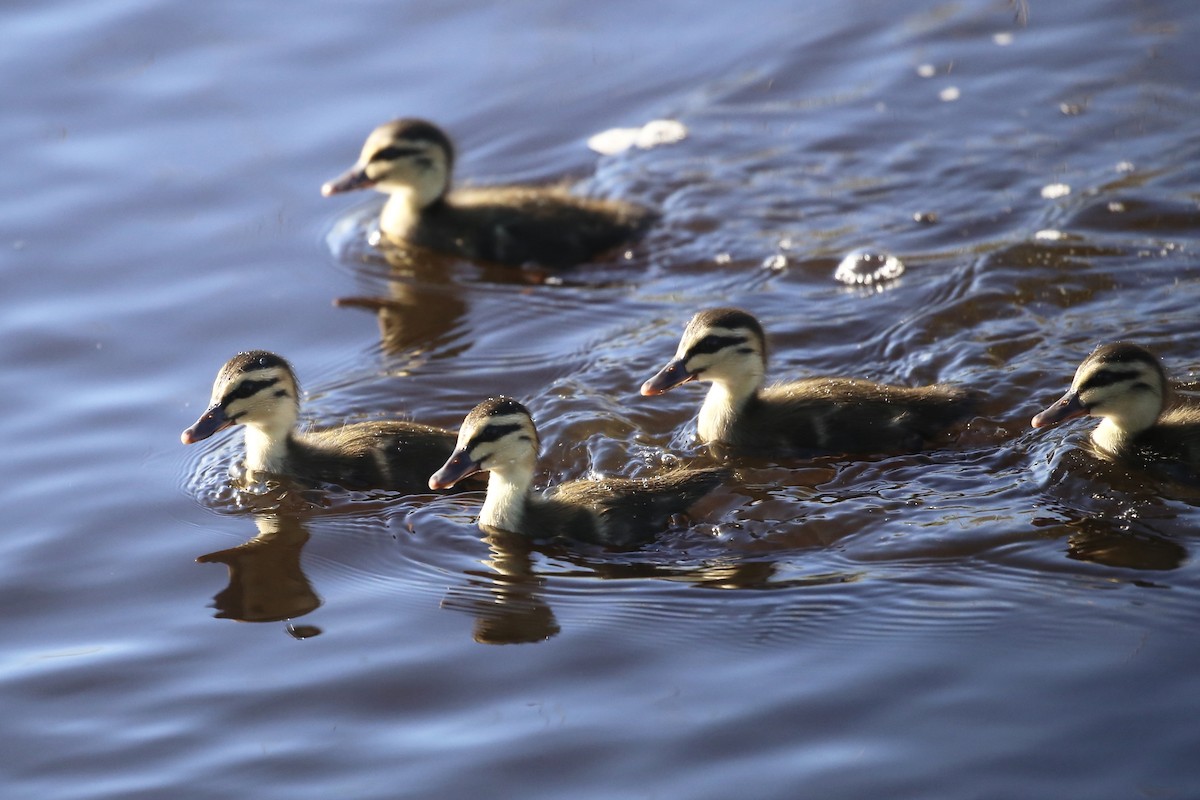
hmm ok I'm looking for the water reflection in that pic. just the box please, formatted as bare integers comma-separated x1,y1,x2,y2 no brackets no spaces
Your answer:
196,513,321,627
1063,519,1186,572
335,237,620,355
441,528,561,645
335,246,470,355
1032,445,1192,571
438,518,869,646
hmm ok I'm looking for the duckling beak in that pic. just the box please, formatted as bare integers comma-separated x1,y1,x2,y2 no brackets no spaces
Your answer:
181,404,232,444
321,165,375,196
640,359,695,396
1031,390,1088,429
429,449,481,490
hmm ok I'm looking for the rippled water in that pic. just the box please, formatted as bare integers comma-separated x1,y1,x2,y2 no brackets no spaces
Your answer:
5,0,1200,797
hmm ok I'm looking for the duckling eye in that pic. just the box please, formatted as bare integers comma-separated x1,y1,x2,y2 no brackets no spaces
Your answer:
224,377,280,404
371,145,424,163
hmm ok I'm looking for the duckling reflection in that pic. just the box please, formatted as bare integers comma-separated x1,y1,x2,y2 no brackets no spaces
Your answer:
1064,519,1186,571
1029,442,1191,571
440,528,560,645
322,118,657,268
334,251,470,356
196,513,320,624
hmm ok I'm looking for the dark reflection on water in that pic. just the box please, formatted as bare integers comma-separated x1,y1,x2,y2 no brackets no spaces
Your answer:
442,529,562,645
196,514,321,625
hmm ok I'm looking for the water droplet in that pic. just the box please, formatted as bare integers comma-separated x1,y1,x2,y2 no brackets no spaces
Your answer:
1034,229,1066,240
834,252,905,285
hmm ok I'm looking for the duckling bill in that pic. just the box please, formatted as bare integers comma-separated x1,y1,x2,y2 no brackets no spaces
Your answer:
641,307,977,457
1032,342,1200,471
429,396,724,546
182,350,465,492
322,118,657,268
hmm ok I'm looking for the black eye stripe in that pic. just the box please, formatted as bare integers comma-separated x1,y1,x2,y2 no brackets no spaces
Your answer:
688,334,747,357
372,145,425,162
472,422,522,445
1079,369,1143,392
223,377,281,405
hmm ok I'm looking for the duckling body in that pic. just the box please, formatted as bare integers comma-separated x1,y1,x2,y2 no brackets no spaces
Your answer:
1031,342,1200,471
640,308,976,457
322,118,656,268
182,351,461,492
428,397,724,546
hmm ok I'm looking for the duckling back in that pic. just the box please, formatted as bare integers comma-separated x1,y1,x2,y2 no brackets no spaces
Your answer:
745,379,979,456
292,421,461,491
412,185,657,268
539,467,727,547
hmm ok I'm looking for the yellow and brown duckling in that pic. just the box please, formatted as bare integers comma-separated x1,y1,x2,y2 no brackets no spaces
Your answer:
182,351,462,492
1031,342,1200,471
321,118,657,268
428,397,724,546
640,308,977,457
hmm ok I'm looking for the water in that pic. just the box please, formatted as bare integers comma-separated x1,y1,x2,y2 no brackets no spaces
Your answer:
4,0,1200,797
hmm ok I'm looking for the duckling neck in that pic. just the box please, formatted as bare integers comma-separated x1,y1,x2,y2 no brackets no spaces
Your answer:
242,423,293,474
1091,418,1138,455
698,375,760,443
479,465,534,533
1092,399,1162,455
380,191,425,239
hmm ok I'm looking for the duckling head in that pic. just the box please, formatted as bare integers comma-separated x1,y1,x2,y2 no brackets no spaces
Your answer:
1031,342,1166,447
181,351,300,447
321,118,454,210
429,396,540,490
640,307,767,399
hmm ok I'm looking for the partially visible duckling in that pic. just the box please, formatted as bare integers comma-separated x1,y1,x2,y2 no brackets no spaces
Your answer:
182,351,461,492
1031,342,1200,471
428,397,724,546
640,308,977,457
322,118,657,268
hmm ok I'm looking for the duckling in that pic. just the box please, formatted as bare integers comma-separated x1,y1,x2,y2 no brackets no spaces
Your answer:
181,350,462,492
321,118,657,268
1031,342,1200,470
428,397,725,546
640,307,977,457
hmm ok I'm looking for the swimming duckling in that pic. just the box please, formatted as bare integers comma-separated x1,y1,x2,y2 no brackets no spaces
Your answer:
1031,342,1200,470
182,350,461,492
640,308,977,456
321,118,657,268
428,397,725,546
